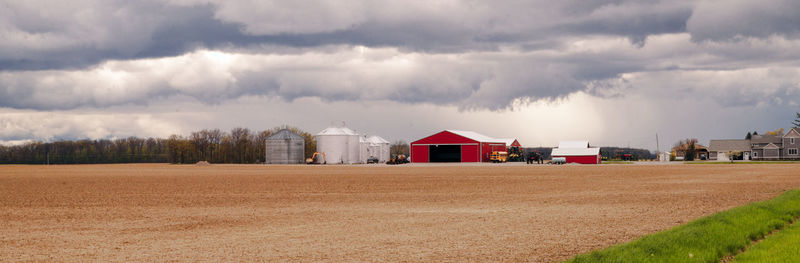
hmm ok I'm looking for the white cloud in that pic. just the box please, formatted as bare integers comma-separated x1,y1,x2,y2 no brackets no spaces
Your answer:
0,110,183,143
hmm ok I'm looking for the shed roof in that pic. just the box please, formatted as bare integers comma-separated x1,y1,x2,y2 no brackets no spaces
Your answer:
708,139,750,152
552,147,600,156
267,129,304,140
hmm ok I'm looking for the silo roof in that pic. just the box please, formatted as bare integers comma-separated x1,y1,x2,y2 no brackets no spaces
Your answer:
267,129,304,140
367,136,390,144
317,127,359,136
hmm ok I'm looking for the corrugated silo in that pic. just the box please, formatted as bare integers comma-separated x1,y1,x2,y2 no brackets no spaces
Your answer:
265,129,305,164
315,126,360,164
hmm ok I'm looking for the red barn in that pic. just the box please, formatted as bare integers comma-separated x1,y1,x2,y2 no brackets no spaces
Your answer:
551,141,601,164
410,130,506,163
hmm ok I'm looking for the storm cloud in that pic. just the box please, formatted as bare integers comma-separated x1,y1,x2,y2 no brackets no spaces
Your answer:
1,0,800,145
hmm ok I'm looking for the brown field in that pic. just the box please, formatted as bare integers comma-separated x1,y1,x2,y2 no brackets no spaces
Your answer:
2,163,800,262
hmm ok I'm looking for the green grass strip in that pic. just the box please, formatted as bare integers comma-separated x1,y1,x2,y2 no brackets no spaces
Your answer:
685,161,800,164
733,219,800,262
565,190,800,263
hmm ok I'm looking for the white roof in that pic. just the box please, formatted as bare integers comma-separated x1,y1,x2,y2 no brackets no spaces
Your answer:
317,127,358,136
447,130,502,143
367,135,390,144
552,147,600,156
558,141,590,149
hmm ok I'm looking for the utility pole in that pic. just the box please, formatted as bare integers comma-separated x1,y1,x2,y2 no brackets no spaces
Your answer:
656,133,660,154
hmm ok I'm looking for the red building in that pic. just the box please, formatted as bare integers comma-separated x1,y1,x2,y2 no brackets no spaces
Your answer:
551,141,601,164
410,130,507,163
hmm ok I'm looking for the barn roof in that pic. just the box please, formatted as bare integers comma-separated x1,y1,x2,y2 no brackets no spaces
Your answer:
498,138,520,147
447,130,502,143
552,147,600,156
267,129,304,140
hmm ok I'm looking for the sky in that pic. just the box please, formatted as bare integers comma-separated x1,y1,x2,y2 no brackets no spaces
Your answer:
1,0,800,151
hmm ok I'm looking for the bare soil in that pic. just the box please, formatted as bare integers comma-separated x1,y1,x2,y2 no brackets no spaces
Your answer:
2,163,800,262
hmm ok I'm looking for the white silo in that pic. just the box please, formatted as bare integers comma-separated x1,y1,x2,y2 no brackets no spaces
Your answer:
368,136,391,162
315,126,360,164
359,135,370,163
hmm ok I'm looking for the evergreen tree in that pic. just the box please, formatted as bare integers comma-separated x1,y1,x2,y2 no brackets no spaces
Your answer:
745,132,752,140
793,112,800,128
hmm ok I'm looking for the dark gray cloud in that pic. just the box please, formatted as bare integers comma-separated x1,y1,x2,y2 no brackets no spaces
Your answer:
687,0,800,42
0,0,694,70
0,0,799,113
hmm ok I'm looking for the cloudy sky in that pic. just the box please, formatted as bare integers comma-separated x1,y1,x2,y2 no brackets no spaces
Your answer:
2,0,800,150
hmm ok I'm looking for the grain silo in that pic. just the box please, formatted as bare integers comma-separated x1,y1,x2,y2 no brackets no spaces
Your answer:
265,129,306,164
359,136,371,163
315,126,360,164
368,136,391,162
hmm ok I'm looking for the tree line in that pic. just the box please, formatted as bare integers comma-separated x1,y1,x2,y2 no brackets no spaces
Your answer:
0,127,316,164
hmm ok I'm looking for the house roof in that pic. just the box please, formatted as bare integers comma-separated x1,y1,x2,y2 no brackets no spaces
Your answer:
552,147,600,156
558,141,590,149
785,128,800,138
708,139,750,152
447,130,502,143
763,143,780,149
267,129,304,140
751,134,782,144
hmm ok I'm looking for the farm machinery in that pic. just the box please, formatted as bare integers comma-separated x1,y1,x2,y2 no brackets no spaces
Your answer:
306,152,327,164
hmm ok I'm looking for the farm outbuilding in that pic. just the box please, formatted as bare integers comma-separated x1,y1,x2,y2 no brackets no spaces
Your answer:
316,126,360,164
368,136,391,162
410,130,506,163
551,141,601,164
265,129,306,164
501,139,522,148
360,135,391,163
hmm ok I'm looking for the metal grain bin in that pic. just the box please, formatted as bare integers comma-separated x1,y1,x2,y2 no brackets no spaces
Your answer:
265,129,306,164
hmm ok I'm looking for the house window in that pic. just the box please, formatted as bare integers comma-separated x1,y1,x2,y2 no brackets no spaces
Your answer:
791,138,796,144
790,149,799,155
753,152,758,157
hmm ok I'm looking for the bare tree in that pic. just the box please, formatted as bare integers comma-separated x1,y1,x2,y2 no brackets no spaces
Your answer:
390,140,410,156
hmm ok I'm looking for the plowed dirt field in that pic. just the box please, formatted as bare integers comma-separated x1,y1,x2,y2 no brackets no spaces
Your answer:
2,163,800,262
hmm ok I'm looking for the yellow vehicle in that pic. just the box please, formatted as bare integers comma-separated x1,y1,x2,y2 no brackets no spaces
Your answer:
490,151,508,163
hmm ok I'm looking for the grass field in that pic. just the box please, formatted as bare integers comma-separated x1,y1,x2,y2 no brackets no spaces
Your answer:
3,163,800,262
733,219,800,262
566,190,800,262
